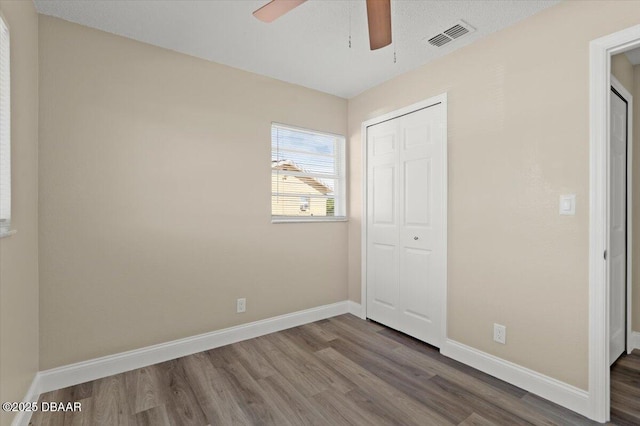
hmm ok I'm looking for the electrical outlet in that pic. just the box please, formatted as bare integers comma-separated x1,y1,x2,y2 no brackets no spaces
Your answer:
236,298,246,313
493,323,506,344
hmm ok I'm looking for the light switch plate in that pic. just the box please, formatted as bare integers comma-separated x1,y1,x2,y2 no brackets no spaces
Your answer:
559,194,576,215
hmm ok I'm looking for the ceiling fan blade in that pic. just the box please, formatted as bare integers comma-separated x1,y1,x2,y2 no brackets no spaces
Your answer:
253,0,307,23
366,0,392,50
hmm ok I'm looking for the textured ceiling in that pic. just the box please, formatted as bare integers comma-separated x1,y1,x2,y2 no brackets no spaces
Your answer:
33,0,560,98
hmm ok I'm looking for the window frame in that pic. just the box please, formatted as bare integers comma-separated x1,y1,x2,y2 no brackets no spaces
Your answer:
271,123,347,223
0,14,11,238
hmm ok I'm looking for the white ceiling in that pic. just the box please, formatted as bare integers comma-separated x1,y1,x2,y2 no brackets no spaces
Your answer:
33,0,560,99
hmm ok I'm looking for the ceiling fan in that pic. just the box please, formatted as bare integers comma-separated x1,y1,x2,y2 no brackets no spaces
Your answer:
252,0,392,51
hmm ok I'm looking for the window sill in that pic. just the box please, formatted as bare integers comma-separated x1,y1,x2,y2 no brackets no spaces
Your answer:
0,229,16,239
272,217,348,224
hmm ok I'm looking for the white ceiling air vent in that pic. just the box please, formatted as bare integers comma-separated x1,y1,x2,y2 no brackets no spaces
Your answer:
427,20,475,48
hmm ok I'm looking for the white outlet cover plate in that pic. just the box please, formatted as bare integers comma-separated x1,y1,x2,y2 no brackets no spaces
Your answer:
559,194,576,215
493,323,506,344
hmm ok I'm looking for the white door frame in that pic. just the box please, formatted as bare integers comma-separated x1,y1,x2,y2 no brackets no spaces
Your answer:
610,75,634,359
360,93,448,345
590,25,640,423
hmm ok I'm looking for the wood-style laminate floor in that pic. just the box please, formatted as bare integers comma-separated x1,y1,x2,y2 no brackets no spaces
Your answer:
29,314,633,425
611,350,640,425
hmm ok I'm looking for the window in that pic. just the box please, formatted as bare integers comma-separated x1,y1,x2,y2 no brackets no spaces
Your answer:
0,16,9,236
271,123,345,222
299,196,310,212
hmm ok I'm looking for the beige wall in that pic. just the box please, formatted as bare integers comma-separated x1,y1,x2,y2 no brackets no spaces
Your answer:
0,1,39,425
38,16,348,370
348,1,640,390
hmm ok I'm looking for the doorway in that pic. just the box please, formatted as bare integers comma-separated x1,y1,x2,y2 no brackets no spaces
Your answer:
360,94,448,348
589,24,640,422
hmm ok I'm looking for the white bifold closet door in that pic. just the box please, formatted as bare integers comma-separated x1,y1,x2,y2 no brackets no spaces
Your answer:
366,104,445,347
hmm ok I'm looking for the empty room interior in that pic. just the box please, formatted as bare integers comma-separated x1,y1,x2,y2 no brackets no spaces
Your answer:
5,0,640,425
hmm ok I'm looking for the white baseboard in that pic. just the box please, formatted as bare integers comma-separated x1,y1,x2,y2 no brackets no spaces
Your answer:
628,331,640,353
36,300,350,395
441,339,591,419
347,301,362,317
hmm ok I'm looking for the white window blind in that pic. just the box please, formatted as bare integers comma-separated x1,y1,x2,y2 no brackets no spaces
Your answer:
271,124,345,221
0,16,9,233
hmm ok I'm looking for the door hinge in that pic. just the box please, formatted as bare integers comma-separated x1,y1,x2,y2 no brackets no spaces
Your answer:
604,250,607,260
